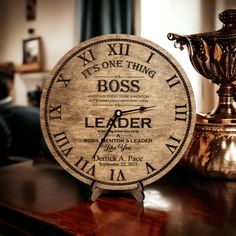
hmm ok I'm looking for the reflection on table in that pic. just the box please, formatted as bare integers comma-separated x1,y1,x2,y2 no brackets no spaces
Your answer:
0,160,235,235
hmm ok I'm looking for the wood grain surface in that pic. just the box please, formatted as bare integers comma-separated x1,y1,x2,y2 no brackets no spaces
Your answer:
0,160,235,236
40,34,196,190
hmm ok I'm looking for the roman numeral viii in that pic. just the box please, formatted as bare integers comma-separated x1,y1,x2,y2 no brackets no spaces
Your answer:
53,131,73,157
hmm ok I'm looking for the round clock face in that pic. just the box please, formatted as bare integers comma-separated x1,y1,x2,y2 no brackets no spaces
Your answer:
40,34,195,190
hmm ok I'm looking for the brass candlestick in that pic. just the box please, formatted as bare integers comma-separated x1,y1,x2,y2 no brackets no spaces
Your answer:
168,9,236,179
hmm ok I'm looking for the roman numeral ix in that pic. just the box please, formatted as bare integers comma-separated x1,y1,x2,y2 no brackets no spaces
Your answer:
49,104,62,120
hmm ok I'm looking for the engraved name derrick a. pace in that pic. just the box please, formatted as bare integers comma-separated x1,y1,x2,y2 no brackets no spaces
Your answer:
85,117,152,128
92,154,143,162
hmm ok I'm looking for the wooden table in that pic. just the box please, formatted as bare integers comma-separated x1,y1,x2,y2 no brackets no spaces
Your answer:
0,160,235,236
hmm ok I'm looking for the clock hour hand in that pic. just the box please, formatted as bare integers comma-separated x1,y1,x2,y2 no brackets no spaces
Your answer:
121,106,155,115
92,106,154,157
92,110,120,158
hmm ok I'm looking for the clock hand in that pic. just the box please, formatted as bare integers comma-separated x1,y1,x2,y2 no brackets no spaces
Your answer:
92,106,154,158
121,106,156,115
93,110,121,158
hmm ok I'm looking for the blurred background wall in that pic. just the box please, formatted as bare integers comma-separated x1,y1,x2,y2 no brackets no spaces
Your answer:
0,0,77,70
0,0,235,112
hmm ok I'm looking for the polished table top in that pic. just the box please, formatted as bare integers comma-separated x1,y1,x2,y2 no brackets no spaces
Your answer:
0,160,235,235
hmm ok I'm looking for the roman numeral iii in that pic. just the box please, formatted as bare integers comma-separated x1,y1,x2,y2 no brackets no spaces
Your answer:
175,104,187,122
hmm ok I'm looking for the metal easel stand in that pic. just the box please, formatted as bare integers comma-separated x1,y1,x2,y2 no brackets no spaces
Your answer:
89,181,145,202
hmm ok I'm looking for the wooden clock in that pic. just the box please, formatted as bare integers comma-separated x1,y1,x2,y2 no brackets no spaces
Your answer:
40,34,195,195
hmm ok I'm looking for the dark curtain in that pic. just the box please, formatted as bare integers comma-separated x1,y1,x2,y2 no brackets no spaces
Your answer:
78,0,135,42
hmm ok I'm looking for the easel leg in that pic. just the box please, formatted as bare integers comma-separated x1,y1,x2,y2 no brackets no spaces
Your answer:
89,181,109,201
89,181,145,202
128,181,144,202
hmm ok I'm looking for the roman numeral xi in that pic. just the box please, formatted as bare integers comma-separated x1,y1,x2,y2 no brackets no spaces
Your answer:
78,49,96,66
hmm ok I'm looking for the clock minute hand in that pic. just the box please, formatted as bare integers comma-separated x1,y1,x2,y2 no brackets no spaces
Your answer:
121,106,156,115
92,106,154,158
92,111,119,158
